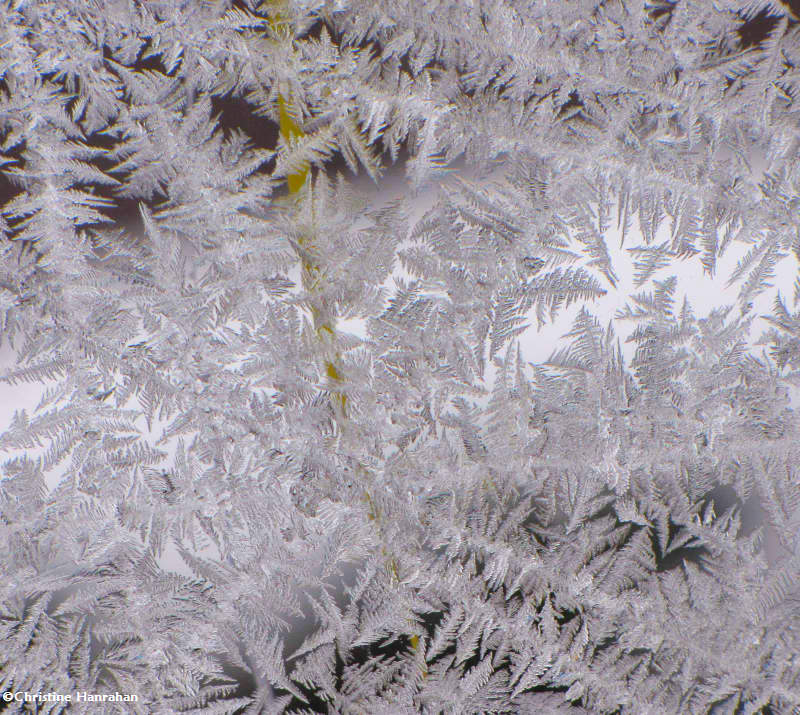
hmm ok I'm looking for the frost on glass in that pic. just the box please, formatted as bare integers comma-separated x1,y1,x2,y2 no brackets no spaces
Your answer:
1,1,800,713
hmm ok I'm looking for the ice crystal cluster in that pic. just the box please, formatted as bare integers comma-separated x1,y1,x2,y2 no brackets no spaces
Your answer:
2,0,800,713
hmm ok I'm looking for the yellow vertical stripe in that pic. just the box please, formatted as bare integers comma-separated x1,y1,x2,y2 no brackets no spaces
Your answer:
270,4,344,416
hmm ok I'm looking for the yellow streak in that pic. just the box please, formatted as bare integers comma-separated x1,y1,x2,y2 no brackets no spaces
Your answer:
270,6,345,418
